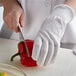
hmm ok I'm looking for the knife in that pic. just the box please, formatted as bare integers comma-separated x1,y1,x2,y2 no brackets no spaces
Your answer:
18,24,30,57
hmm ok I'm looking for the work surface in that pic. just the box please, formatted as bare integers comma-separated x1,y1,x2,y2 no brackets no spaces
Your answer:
0,38,76,76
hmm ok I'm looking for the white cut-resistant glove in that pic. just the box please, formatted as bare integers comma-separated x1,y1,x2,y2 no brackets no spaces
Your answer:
32,4,75,66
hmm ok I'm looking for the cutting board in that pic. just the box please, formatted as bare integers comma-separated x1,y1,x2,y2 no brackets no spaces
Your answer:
0,38,76,76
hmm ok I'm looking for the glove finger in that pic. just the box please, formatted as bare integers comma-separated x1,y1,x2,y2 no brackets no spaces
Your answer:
40,31,54,66
47,30,59,62
44,38,54,66
51,45,58,62
37,33,49,66
32,36,42,61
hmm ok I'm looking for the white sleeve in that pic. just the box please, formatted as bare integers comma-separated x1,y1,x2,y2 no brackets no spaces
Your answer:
61,16,76,54
61,16,76,44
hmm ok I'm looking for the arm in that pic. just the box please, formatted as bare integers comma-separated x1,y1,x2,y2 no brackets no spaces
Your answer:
0,0,11,6
65,0,76,13
0,0,5,6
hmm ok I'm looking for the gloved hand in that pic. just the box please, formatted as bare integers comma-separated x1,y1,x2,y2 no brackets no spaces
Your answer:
32,4,75,66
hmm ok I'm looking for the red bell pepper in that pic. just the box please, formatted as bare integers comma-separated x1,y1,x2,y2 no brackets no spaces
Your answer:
11,40,37,67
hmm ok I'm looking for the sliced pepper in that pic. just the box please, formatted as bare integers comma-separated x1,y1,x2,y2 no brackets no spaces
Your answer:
0,72,7,76
2,72,7,76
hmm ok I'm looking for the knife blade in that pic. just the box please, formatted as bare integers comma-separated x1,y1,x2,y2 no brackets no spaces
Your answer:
18,24,30,57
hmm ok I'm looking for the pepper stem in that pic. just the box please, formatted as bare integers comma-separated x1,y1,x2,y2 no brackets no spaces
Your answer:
11,52,21,61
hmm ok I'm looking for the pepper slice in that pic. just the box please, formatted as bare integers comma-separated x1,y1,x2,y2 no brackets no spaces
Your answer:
0,72,7,76
2,72,7,76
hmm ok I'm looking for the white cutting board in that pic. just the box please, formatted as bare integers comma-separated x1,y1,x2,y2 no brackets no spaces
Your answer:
0,38,76,76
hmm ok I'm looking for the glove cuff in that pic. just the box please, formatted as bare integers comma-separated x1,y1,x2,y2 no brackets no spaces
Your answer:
52,4,75,24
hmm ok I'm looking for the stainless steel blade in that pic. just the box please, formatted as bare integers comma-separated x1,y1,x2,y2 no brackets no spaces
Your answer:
19,24,30,57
